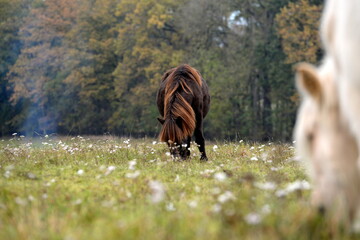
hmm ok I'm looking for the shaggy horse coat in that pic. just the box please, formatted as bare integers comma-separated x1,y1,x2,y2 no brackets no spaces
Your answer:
156,64,210,160
295,0,360,227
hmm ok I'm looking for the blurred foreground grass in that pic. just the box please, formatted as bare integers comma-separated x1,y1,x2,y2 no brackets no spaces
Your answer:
0,136,357,239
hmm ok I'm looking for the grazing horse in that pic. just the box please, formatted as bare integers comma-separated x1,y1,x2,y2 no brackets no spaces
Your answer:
294,0,360,227
294,58,359,226
156,64,210,161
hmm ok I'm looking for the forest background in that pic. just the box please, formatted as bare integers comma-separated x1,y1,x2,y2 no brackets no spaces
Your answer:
0,0,323,141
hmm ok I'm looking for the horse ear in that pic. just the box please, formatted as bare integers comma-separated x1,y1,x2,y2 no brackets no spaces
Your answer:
295,63,322,101
157,118,165,125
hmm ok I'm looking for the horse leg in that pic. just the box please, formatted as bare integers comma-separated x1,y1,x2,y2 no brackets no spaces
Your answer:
194,119,207,161
185,136,191,158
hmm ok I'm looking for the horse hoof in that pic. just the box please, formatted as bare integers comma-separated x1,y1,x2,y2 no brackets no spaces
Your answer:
200,156,208,162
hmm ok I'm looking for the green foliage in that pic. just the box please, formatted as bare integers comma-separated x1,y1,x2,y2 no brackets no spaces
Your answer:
275,0,323,64
1,0,322,141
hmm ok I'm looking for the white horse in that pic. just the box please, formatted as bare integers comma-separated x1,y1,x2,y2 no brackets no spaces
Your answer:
294,57,359,225
294,0,360,226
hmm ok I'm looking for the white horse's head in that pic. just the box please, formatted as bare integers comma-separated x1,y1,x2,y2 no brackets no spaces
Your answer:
294,57,359,224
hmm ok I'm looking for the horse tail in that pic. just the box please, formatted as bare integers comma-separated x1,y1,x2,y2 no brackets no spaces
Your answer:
159,65,198,144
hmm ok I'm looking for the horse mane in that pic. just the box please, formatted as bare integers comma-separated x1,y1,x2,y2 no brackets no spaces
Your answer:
159,64,202,144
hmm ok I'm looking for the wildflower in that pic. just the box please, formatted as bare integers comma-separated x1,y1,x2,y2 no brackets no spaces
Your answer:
211,203,222,213
128,160,137,170
4,171,11,178
28,195,35,202
125,170,140,179
250,156,258,161
214,172,227,182
15,197,27,206
276,180,311,197
166,202,176,211
188,200,198,208
77,169,84,175
174,175,180,182
261,204,271,215
213,145,218,151
152,141,157,145
245,212,262,225
12,133,17,136
148,180,165,203
105,166,116,175
218,191,236,203
73,199,82,205
27,172,36,179
126,191,132,198
255,182,277,191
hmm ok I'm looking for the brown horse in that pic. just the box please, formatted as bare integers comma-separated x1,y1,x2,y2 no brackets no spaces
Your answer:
156,64,210,161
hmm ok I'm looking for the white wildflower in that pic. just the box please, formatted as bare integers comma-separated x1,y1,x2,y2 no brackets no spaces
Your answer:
276,180,311,197
214,172,227,182
213,145,218,151
28,195,35,202
105,166,116,175
15,197,27,206
188,200,198,208
125,170,141,179
152,141,157,145
211,203,222,213
174,175,180,182
250,156,258,161
77,169,84,175
165,152,171,156
4,171,11,178
27,172,36,179
255,182,277,191
12,133,17,136
148,180,166,203
245,212,262,225
128,160,137,170
261,204,271,215
218,191,236,203
166,202,176,211
126,191,132,198
73,199,82,205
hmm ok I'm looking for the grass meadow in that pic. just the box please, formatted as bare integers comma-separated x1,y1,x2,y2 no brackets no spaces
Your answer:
0,135,358,239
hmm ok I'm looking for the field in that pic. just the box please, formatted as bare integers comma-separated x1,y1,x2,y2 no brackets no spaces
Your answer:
0,136,357,239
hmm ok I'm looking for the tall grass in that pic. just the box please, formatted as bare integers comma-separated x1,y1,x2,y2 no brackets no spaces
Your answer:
0,136,357,239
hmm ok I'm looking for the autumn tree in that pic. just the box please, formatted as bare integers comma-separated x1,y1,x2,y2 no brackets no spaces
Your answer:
8,0,80,135
0,0,32,135
275,0,323,64
109,0,185,136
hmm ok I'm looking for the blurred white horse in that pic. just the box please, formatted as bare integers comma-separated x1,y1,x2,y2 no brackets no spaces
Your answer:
294,0,360,226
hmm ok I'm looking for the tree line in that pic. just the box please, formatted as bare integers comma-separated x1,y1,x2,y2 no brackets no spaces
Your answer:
0,0,322,141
